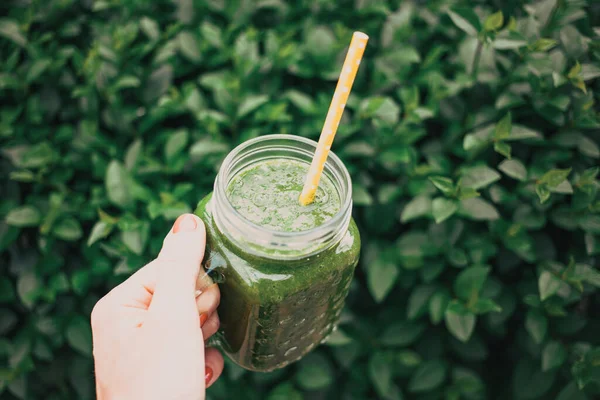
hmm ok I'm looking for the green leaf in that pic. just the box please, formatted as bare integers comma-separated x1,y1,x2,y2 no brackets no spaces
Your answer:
105,161,133,208
484,11,504,32
5,206,41,227
17,271,41,309
445,309,476,343
139,17,160,40
498,159,527,181
0,19,27,47
267,383,303,400
407,285,437,320
525,310,547,344
531,38,558,52
471,298,502,314
538,168,572,188
429,292,450,325
164,130,189,161
400,196,432,222
237,95,269,118
494,141,511,159
538,271,562,301
177,31,201,63
408,360,447,392
0,278,16,303
66,316,92,357
432,198,458,223
295,353,333,390
536,184,551,204
458,198,500,221
26,59,52,83
369,353,393,398
556,382,588,400
53,218,83,241
87,221,113,246
353,184,373,206
457,187,480,200
367,258,399,303
381,322,425,347
447,8,481,36
429,176,455,195
324,329,352,346
125,139,143,170
201,21,223,48
454,266,490,301
567,62,582,79
189,140,229,160
542,341,567,371
460,165,501,190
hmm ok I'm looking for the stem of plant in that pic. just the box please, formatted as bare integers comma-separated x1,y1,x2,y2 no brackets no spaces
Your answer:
471,40,483,80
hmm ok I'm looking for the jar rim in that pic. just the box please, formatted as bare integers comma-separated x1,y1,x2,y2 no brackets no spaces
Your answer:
212,134,353,260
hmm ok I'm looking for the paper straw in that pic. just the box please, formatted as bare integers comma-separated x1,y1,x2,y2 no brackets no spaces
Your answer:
299,31,368,206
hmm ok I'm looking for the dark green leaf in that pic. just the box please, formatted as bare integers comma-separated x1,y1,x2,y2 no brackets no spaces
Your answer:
0,19,27,46
407,285,437,320
295,353,333,390
494,141,511,159
66,316,92,357
525,310,547,344
458,198,500,220
53,218,83,241
369,353,393,398
445,309,476,343
105,161,133,208
538,271,562,301
381,322,425,347
542,341,567,371
87,221,113,246
429,292,450,325
408,360,447,392
460,166,501,190
454,266,490,301
499,159,527,181
5,206,41,227
400,196,431,222
429,176,455,195
432,198,458,223
447,8,481,36
165,130,189,161
538,168,572,188
367,259,399,303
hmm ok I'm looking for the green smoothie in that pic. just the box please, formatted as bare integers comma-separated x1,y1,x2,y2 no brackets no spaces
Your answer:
227,159,340,232
195,146,360,372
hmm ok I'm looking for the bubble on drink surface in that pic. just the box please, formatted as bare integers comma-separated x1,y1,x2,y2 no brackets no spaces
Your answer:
226,158,341,232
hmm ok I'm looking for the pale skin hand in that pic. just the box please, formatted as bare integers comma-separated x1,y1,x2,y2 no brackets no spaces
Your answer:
91,214,224,400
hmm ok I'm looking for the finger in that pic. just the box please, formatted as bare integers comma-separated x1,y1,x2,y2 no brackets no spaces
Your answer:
205,347,224,388
196,283,220,321
202,312,220,339
147,214,206,329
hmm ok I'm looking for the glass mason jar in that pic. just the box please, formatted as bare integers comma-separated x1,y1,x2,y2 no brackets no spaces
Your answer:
194,134,360,372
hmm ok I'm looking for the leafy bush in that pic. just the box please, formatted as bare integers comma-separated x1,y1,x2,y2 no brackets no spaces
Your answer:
1,0,599,399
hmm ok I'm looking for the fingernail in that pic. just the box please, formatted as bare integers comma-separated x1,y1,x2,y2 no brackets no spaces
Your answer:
173,214,197,233
200,313,208,327
205,367,213,384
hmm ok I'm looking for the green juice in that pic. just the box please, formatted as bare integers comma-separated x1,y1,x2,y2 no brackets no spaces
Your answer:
227,159,340,232
195,149,360,372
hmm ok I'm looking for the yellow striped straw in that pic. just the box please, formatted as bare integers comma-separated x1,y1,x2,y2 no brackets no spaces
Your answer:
299,31,369,206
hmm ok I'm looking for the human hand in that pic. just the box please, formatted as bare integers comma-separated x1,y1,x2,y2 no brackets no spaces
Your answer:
91,214,223,400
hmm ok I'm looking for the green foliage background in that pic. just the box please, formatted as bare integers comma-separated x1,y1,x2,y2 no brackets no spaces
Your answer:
1,0,600,399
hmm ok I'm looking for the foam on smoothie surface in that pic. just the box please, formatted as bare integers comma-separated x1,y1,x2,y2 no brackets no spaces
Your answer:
226,159,341,232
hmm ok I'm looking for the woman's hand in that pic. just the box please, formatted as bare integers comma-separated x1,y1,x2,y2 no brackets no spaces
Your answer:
91,214,223,400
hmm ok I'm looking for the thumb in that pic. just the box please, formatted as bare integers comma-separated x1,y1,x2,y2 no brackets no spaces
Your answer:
147,213,206,327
